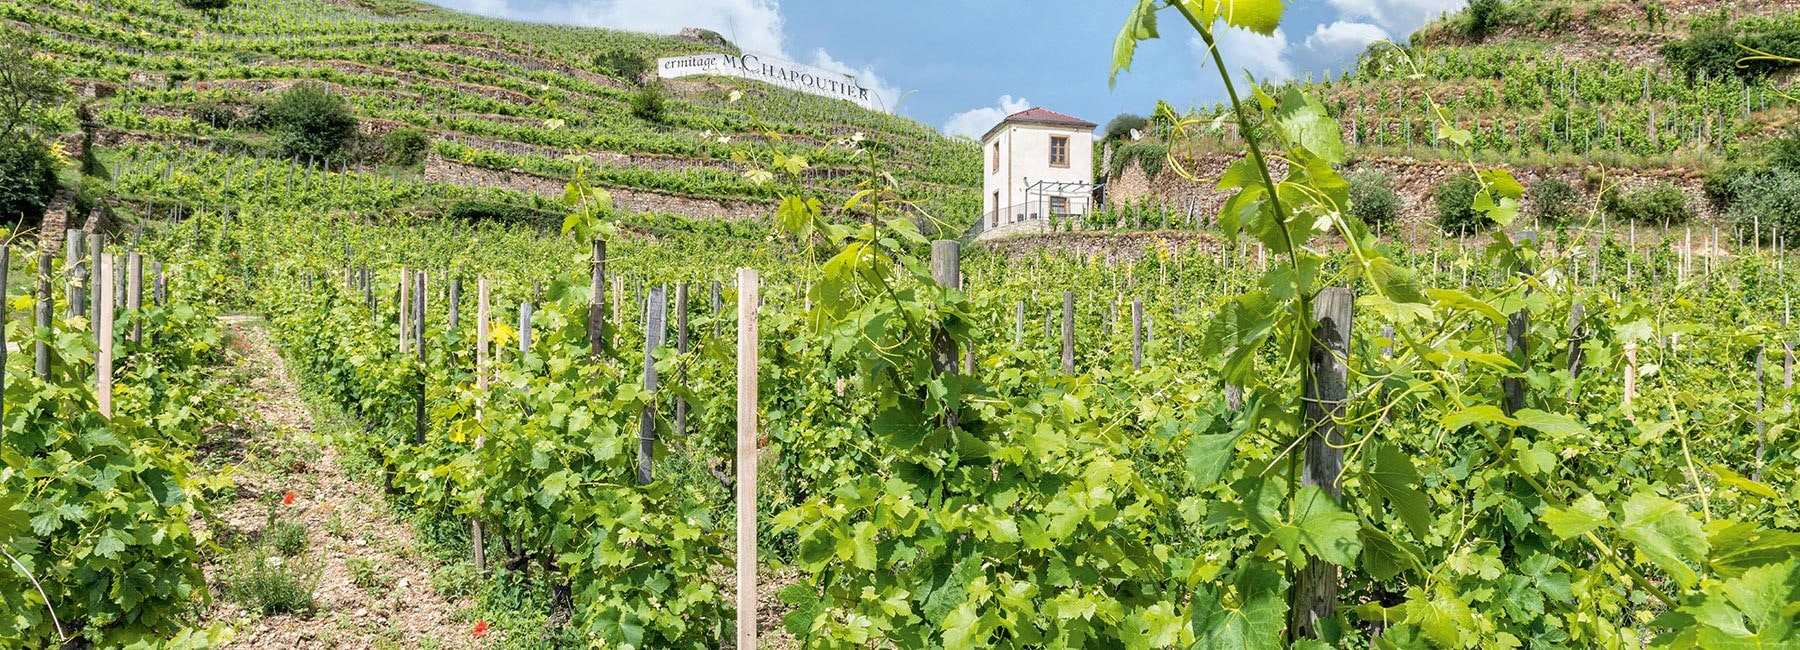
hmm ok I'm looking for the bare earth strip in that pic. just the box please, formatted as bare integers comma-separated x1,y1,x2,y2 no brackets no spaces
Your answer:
198,315,484,649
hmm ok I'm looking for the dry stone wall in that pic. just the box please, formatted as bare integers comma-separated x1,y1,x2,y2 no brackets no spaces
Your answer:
423,152,772,221
1106,151,1719,240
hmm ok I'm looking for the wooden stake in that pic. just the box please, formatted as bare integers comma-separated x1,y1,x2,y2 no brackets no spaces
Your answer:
34,252,50,379
638,286,667,485
1131,298,1144,371
97,255,114,418
1291,287,1353,641
675,282,689,438
736,268,760,649
473,278,490,574
128,252,142,344
589,239,605,358
1061,290,1075,374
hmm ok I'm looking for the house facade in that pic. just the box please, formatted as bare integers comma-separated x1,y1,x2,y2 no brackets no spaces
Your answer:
979,107,1097,234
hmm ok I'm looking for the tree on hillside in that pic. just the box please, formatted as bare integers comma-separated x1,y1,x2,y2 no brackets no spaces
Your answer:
1101,113,1148,143
179,0,231,20
262,83,357,161
593,50,651,85
0,29,68,226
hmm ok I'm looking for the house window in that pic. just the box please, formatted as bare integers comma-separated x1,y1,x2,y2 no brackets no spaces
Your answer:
1049,196,1068,216
992,142,1000,172
992,191,1000,227
1049,136,1069,167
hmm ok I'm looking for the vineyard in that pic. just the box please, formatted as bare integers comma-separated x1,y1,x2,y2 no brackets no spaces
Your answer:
5,0,1800,647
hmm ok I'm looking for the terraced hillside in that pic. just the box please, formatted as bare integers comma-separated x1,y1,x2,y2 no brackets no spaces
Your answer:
1099,0,1800,241
9,0,982,242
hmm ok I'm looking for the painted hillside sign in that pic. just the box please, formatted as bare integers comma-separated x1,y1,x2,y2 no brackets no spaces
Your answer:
657,53,880,111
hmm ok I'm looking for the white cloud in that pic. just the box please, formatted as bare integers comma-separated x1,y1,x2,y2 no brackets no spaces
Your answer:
809,49,902,113
1303,21,1390,59
942,95,1031,140
1201,28,1295,82
1325,0,1466,34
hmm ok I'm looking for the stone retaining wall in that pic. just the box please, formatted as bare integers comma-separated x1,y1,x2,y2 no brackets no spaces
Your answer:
422,152,771,221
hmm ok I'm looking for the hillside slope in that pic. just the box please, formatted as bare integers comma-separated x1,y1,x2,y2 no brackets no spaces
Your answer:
10,0,981,239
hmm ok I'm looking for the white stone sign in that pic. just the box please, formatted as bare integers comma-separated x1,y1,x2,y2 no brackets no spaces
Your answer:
657,53,881,111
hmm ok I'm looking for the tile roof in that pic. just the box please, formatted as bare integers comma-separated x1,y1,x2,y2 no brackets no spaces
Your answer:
1003,107,1097,128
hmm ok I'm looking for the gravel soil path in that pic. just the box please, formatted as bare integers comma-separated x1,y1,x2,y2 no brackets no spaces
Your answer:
195,316,485,649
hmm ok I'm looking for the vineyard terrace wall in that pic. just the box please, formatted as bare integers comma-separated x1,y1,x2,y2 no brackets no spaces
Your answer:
422,151,773,220
1106,151,1720,237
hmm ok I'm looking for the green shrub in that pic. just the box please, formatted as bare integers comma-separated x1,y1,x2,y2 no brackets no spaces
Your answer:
1102,113,1148,143
1727,169,1800,241
1661,13,1800,82
1527,178,1580,223
179,0,230,16
1601,182,1692,224
630,83,668,123
222,546,320,615
1462,0,1507,38
593,50,650,84
1347,170,1401,226
445,199,557,227
71,173,110,225
261,83,357,161
1434,175,1488,233
381,127,430,167
0,137,60,227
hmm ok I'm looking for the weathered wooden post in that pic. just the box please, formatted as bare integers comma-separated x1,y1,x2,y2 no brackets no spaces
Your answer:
473,278,491,573
399,268,411,355
675,282,690,437
1290,287,1353,641
735,268,759,650
1,246,8,417
638,286,667,485
64,232,84,319
1131,298,1144,371
127,252,143,344
1061,290,1075,374
589,239,605,358
97,255,114,417
35,252,50,379
930,241,960,376
1504,232,1539,415
87,234,104,328
1568,302,1585,399
1014,301,1025,346
414,270,426,446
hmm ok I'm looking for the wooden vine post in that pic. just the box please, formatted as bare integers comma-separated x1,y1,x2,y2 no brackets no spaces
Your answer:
414,270,426,445
675,282,689,437
1061,290,1075,374
97,255,114,418
589,239,605,358
473,278,490,573
638,286,667,485
1290,287,1353,641
128,252,143,344
735,268,760,648
930,241,961,377
87,234,104,332
1131,298,1144,371
1568,302,1585,400
35,251,50,379
1504,232,1539,415
1,246,8,419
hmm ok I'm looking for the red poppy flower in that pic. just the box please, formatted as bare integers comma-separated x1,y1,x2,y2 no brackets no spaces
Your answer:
282,491,296,506
472,621,489,638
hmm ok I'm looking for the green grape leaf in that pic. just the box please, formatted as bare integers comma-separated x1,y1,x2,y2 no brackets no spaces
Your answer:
1189,565,1287,650
1707,521,1800,578
1617,492,1710,588
1440,405,1519,431
1187,431,1242,490
1542,493,1609,540
1514,409,1588,439
1275,88,1345,164
1110,0,1161,87
1366,443,1432,536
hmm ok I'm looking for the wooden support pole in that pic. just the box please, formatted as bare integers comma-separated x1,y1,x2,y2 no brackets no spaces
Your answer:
127,252,142,344
1131,299,1144,370
639,285,667,485
1061,290,1075,374
35,252,50,379
589,239,605,358
1504,232,1538,415
1755,345,1767,478
414,270,426,446
64,232,84,319
675,282,689,438
399,268,411,355
1624,341,1638,415
473,278,490,574
97,255,114,418
1014,301,1025,346
735,268,759,650
930,241,961,375
1568,302,1585,397
87,234,104,328
1290,287,1353,641
448,276,460,330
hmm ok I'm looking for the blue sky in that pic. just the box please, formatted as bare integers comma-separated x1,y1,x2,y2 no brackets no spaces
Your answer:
426,0,1468,138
